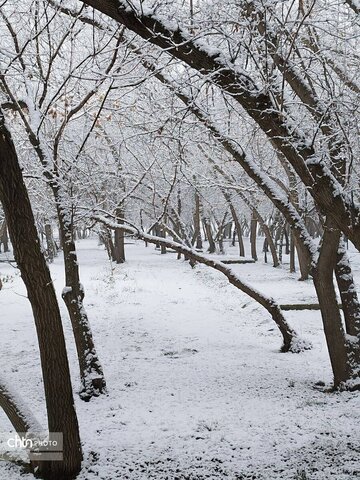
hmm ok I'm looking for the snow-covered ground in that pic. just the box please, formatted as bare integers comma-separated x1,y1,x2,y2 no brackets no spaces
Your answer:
0,238,359,479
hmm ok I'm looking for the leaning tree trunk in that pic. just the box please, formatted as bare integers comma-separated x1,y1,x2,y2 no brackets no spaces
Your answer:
0,112,82,478
229,203,245,257
294,236,311,280
203,217,216,253
312,220,355,388
55,199,107,401
250,209,258,261
95,216,311,354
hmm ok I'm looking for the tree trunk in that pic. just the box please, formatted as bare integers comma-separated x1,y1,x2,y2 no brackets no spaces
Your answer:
250,210,258,261
44,223,56,263
312,220,353,388
289,229,296,273
203,217,216,253
194,192,203,250
0,112,82,478
55,198,107,401
294,236,311,280
0,220,9,252
114,207,125,263
229,203,245,257
335,240,360,338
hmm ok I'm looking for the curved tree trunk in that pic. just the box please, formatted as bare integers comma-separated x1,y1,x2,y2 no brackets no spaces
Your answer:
95,215,311,354
0,112,82,478
228,200,245,257
312,220,356,388
56,199,107,401
203,217,216,253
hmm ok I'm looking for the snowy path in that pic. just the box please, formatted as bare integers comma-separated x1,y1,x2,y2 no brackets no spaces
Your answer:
0,239,359,479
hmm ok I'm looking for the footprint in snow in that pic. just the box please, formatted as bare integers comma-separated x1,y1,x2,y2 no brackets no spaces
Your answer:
162,348,199,359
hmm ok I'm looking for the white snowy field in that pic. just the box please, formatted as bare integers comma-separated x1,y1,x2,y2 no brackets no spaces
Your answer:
0,238,359,479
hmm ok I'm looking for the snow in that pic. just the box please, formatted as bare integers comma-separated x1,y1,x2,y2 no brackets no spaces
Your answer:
0,238,359,479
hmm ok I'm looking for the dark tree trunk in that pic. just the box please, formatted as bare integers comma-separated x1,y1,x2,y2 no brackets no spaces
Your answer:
254,212,279,267
114,207,125,263
229,203,245,257
289,229,296,273
55,197,107,401
295,236,311,280
203,217,216,253
312,220,354,388
250,210,258,261
0,112,82,478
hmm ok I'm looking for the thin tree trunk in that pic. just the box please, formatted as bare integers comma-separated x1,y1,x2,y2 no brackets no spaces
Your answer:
255,212,279,267
55,192,106,401
44,223,56,263
250,210,258,261
194,192,203,250
0,113,82,478
114,206,125,263
289,229,296,273
229,203,245,257
203,217,216,253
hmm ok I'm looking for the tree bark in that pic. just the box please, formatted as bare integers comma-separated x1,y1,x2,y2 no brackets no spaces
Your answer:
312,220,353,388
203,217,216,253
44,223,56,263
335,240,360,338
0,111,82,478
193,192,203,250
55,196,107,401
114,207,125,263
250,210,258,261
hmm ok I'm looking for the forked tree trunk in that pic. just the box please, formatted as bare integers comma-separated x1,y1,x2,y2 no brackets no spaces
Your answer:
312,220,354,388
254,212,279,267
203,217,216,253
0,113,82,478
229,203,245,257
55,198,107,401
